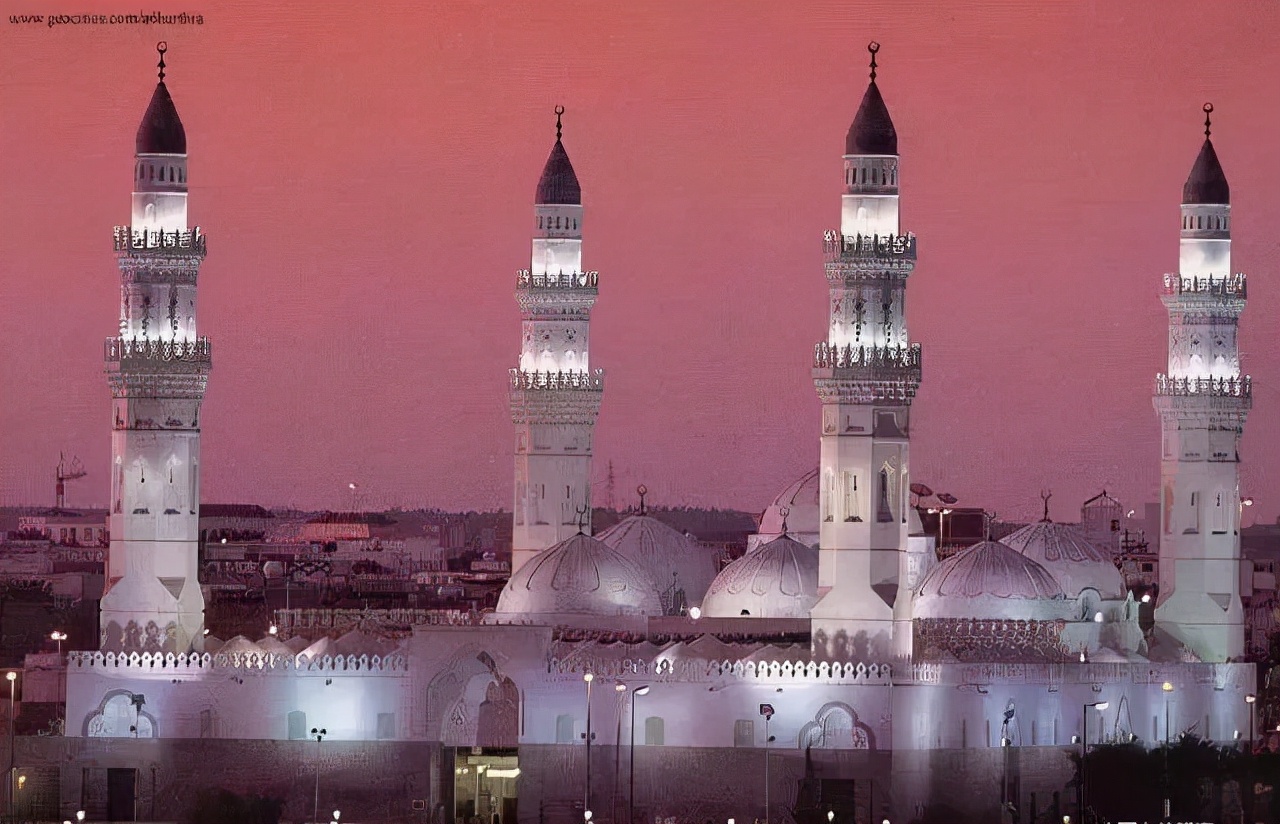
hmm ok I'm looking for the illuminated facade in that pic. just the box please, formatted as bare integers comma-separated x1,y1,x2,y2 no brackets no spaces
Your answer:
99,44,209,654
810,44,922,660
1153,104,1252,663
510,108,604,576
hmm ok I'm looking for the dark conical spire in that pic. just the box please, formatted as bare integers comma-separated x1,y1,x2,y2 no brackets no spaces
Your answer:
535,106,581,205
136,42,187,155
1182,103,1229,204
846,42,898,156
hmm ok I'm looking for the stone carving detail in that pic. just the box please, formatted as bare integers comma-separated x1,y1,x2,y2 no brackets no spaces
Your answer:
796,701,875,750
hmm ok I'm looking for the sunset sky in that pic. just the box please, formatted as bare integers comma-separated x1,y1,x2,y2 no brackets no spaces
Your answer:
1,0,1278,524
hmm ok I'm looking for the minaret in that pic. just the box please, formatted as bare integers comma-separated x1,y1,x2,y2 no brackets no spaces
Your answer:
100,43,210,653
810,44,922,661
1153,104,1251,663
510,108,604,576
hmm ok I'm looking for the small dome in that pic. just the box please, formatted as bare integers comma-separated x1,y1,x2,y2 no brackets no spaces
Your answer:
137,82,186,154
916,540,1063,603
536,140,581,205
1183,139,1229,204
496,533,660,616
757,469,820,539
846,81,897,156
701,535,819,619
596,514,718,605
1001,521,1126,600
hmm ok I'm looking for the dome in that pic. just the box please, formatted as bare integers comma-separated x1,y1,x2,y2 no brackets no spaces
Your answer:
496,533,660,617
914,540,1064,620
1001,520,1126,600
701,535,819,619
536,140,581,205
596,514,718,605
1183,139,1229,204
846,81,897,156
757,469,820,540
137,82,186,154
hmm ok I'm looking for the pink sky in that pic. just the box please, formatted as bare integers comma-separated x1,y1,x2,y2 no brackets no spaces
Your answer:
1,0,1278,524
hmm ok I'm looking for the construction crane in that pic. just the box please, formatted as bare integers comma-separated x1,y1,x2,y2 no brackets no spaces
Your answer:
55,453,87,510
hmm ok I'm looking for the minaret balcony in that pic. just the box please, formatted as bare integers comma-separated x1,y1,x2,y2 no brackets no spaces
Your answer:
1161,273,1247,300
105,337,212,369
114,226,206,256
517,269,599,290
510,368,604,391
1155,374,1251,398
815,342,921,371
823,230,916,263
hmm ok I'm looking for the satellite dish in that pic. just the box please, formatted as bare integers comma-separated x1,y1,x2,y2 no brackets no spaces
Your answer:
937,493,959,505
909,483,934,498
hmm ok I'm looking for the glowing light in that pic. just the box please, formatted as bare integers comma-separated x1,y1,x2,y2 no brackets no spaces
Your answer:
1162,682,1174,693
1247,694,1257,704
17,775,26,789
487,768,521,778
333,812,341,821
615,683,626,693
77,813,86,823
689,606,702,620
1001,737,1011,747
268,625,278,636
584,812,593,822
1243,497,1255,506
828,813,835,822
1094,702,1109,711
50,631,67,641
1141,593,1151,604
583,672,594,683
634,685,651,696
1093,612,1103,623
5,672,14,682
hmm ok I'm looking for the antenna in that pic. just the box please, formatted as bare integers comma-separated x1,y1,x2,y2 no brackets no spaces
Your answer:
779,506,791,535
1039,489,1052,523
1203,102,1213,139
156,42,167,83
555,105,564,141
55,453,88,510
574,503,589,533
636,484,648,516
867,41,879,82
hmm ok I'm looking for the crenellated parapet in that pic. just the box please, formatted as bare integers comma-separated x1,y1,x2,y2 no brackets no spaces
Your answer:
1162,272,1247,300
68,649,409,673
105,337,212,367
509,368,604,392
546,652,893,683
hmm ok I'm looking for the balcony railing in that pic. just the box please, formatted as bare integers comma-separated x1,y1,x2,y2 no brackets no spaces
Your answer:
517,270,599,289
114,226,206,255
814,342,922,370
1154,374,1251,398
823,230,916,262
510,368,604,391
105,337,212,365
1161,273,1247,299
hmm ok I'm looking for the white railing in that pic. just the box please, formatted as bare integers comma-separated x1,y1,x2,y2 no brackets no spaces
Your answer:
1155,374,1251,398
516,269,599,289
105,337,211,364
1162,273,1247,298
113,226,206,253
823,230,916,261
510,368,604,391
814,342,921,370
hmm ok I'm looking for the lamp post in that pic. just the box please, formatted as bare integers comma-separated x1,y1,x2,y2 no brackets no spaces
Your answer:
7,671,16,822
613,683,625,823
760,703,776,824
1162,682,1174,821
311,727,327,824
583,673,594,818
50,631,67,656
629,685,649,824
1246,694,1257,824
1081,701,1109,824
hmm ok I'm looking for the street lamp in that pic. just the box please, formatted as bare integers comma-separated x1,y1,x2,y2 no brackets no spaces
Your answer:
629,685,650,824
50,631,67,655
311,727,327,824
331,812,341,824
613,683,626,823
1081,701,1109,823
583,673,594,818
1162,683,1174,821
1246,694,1258,824
7,671,16,822
760,702,776,824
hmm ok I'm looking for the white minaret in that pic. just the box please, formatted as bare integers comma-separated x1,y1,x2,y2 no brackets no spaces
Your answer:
510,108,604,577
810,44,922,661
1153,104,1251,663
100,43,209,654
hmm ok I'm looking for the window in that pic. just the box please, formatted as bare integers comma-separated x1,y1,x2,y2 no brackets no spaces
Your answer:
644,716,664,746
376,713,395,740
555,714,575,744
734,719,755,747
286,710,307,740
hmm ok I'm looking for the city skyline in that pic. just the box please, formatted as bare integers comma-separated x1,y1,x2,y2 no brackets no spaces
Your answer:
2,0,1279,523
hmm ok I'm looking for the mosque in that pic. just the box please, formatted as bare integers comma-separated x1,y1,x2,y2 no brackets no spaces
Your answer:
28,39,1260,824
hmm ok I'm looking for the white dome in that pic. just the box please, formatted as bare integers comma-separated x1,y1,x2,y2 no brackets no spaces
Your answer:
914,539,1066,620
701,535,819,618
496,533,662,617
1001,520,1126,599
757,469,820,540
596,514,718,604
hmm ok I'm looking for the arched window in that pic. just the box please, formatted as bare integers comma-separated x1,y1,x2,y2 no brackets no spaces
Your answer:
555,714,575,744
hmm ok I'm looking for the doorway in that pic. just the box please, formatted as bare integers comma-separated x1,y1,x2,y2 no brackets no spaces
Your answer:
106,768,136,822
450,749,519,824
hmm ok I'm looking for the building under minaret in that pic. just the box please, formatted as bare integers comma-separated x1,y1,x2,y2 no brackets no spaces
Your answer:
1154,103,1251,663
100,43,210,653
510,108,604,577
810,44,922,661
